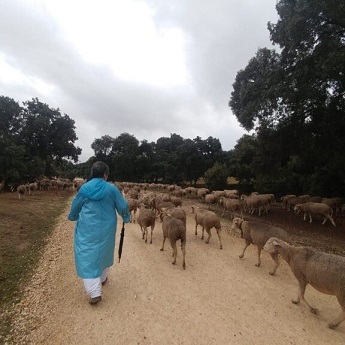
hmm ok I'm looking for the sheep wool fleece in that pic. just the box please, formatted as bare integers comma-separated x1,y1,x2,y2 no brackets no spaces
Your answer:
68,178,130,279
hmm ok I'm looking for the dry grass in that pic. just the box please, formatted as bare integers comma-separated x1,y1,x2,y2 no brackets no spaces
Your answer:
0,189,73,340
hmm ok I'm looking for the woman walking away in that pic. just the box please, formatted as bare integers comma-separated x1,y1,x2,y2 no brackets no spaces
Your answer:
68,161,130,305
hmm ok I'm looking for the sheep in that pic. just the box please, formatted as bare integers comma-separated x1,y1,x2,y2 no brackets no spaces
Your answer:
263,237,345,329
197,188,209,200
160,206,186,226
212,190,226,205
204,194,217,209
231,217,291,275
191,206,222,249
170,196,182,207
152,197,174,218
281,195,296,209
242,194,270,216
285,196,310,211
224,189,239,199
28,182,38,195
321,197,343,217
17,184,27,200
136,206,156,244
294,202,336,227
160,212,186,269
220,197,243,219
126,198,138,223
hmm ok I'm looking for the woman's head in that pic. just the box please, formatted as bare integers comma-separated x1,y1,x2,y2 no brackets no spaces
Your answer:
90,161,109,179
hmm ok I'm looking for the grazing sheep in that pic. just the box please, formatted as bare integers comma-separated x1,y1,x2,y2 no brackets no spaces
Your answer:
17,184,27,200
136,206,156,244
264,237,345,329
191,206,222,249
160,213,186,269
231,217,291,275
294,202,336,227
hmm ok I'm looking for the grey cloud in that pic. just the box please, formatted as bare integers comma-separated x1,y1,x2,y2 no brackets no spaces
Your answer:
0,0,278,162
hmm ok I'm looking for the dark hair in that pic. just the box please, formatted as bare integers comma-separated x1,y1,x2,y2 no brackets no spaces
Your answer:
90,161,109,178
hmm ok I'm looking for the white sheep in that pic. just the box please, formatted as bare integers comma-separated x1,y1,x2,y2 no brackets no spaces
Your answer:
160,212,186,269
231,217,291,275
191,206,222,249
136,206,156,244
264,237,345,329
16,184,27,200
294,202,336,227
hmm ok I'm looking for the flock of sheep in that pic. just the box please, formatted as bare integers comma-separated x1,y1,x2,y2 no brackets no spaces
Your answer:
117,182,345,330
8,178,345,329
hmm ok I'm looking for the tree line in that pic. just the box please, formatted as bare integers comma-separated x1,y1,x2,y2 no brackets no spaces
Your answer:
1,0,344,197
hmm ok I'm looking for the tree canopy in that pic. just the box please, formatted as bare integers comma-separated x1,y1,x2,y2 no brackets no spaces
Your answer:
0,97,81,186
229,0,345,196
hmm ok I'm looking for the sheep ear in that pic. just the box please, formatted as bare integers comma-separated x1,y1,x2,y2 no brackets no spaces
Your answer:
272,238,280,246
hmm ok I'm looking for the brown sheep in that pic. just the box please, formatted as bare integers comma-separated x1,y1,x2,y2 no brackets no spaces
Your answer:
294,202,336,227
264,237,345,329
160,213,186,269
231,217,291,275
136,206,156,244
191,206,222,249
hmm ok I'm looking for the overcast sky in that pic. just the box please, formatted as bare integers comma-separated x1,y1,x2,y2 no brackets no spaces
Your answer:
0,0,278,162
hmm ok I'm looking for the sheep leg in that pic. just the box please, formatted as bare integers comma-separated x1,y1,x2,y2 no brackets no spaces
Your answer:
195,223,198,236
303,212,307,221
205,228,211,243
292,280,319,315
143,226,148,242
239,241,250,258
255,248,262,267
324,215,336,227
216,228,222,250
150,225,153,244
170,241,177,265
269,252,280,275
201,226,205,240
160,236,166,251
308,213,313,223
328,297,345,329
181,241,186,270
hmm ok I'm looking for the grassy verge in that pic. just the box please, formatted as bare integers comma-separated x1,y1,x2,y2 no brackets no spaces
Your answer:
0,190,73,341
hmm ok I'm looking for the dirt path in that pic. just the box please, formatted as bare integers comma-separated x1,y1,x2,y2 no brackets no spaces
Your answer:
10,200,345,344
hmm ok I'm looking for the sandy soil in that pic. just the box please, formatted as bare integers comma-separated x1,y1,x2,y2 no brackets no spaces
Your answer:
9,199,345,345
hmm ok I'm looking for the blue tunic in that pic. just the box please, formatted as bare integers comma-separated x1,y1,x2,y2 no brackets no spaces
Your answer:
68,178,130,279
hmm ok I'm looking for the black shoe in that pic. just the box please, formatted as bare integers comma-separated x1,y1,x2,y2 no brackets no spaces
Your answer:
89,296,102,305
102,277,108,286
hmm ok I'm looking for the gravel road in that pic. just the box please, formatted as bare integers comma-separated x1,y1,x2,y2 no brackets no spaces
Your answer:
8,200,345,344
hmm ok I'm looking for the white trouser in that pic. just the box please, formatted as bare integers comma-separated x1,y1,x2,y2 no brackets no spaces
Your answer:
83,267,110,298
